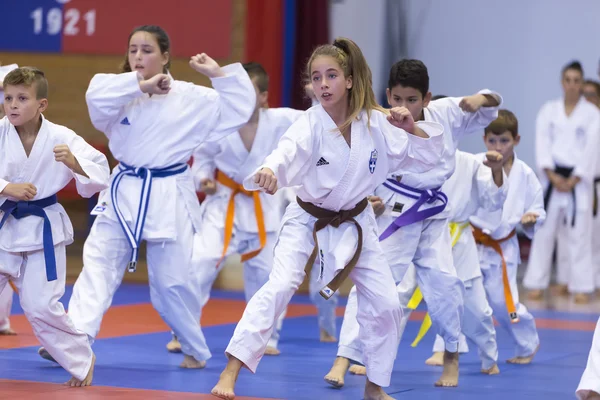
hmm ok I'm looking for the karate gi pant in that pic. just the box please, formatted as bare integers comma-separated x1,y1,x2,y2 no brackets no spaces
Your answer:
0,282,13,331
524,194,594,294
594,212,600,289
480,256,539,358
577,316,600,399
309,259,338,338
338,216,464,363
68,202,211,362
192,217,285,351
0,245,93,380
225,203,401,388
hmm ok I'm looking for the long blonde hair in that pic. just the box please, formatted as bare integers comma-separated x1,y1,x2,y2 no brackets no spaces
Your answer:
306,37,386,133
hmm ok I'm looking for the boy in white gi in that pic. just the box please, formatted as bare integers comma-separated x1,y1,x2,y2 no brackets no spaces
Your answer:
327,59,502,388
0,62,18,335
211,38,445,400
1,67,110,385
524,61,600,304
349,148,507,376
165,62,303,357
471,109,545,364
39,25,255,369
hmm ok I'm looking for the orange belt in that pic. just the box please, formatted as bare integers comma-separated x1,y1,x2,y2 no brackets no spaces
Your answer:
215,170,267,267
472,225,519,323
8,281,17,293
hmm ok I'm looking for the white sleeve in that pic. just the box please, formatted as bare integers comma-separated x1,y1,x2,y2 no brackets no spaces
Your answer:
191,142,220,191
473,161,508,213
0,178,9,198
243,116,313,191
194,63,256,143
67,133,110,198
435,89,502,140
383,120,445,174
521,170,547,238
535,103,555,173
573,110,600,183
85,72,145,136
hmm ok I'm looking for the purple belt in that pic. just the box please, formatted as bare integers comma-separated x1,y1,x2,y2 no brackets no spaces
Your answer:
379,179,448,241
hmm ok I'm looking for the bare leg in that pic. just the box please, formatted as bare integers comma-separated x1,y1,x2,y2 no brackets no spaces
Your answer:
64,354,96,387
434,351,459,387
324,356,350,388
425,351,444,366
364,379,395,400
211,356,243,399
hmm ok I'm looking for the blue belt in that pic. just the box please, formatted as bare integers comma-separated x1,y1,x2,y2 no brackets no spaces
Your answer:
111,162,188,272
379,179,448,241
0,195,58,281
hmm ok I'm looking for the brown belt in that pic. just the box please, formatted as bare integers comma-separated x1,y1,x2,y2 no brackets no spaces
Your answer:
297,196,368,299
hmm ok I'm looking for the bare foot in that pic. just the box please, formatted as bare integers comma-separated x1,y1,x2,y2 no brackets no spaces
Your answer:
180,354,206,369
349,364,366,375
552,284,568,296
166,335,182,353
0,328,16,335
425,351,444,366
211,357,243,399
574,293,591,304
586,391,600,400
527,290,543,301
364,379,394,399
264,346,281,356
507,344,539,364
38,347,58,364
324,356,350,388
320,328,338,343
65,353,95,387
481,364,500,375
434,350,459,387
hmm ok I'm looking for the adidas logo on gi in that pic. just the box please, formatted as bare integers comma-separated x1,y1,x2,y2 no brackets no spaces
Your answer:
316,157,329,166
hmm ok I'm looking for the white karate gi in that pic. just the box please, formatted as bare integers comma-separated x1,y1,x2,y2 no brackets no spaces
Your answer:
225,105,445,388
67,64,256,362
190,107,303,354
593,142,600,288
524,97,600,294
471,153,545,358
0,64,18,331
0,115,109,380
577,316,600,399
340,150,506,370
338,91,502,362
0,283,13,332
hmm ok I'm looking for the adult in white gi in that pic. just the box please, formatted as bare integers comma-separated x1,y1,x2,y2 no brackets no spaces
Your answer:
1,67,109,385
211,38,445,400
57,25,255,369
524,61,600,303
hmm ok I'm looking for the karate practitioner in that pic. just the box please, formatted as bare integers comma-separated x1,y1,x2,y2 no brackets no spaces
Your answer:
524,61,600,304
576,316,600,400
165,62,302,357
0,62,18,335
349,148,507,376
40,25,255,369
210,37,445,400
327,59,502,388
0,67,110,385
471,109,545,364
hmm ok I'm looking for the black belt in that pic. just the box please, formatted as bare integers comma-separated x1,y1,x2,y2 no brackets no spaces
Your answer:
543,165,576,226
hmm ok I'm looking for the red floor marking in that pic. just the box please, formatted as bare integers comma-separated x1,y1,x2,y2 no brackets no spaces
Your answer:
0,299,318,350
0,379,277,399
1,301,596,351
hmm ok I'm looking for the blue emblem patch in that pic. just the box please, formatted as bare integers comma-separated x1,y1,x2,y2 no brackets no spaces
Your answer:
369,149,378,174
